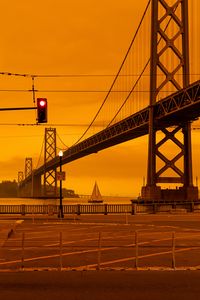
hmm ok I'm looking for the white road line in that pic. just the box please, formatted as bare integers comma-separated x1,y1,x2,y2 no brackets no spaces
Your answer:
75,246,200,270
0,235,186,266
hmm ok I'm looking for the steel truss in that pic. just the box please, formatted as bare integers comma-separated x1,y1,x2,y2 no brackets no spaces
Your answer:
143,0,197,200
18,171,24,183
25,158,32,178
44,128,57,197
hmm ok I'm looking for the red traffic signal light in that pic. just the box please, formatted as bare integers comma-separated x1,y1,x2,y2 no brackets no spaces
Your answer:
37,98,47,123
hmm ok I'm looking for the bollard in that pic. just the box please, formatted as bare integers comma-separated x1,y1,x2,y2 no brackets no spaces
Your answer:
59,232,63,271
97,232,102,270
172,232,176,269
135,231,138,269
21,232,25,270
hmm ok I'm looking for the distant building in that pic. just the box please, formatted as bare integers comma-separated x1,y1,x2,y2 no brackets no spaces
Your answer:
62,188,79,198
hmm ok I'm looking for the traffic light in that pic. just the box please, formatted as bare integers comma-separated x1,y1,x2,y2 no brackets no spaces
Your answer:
37,98,47,123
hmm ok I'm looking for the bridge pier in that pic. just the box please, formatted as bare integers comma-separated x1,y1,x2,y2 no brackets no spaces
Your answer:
141,185,198,202
32,174,42,198
18,181,32,198
141,186,161,202
18,171,42,198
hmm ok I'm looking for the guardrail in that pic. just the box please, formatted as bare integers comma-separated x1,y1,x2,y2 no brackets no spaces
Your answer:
0,202,199,215
2,229,200,271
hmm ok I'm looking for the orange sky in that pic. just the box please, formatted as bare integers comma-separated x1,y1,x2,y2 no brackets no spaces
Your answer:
0,0,199,197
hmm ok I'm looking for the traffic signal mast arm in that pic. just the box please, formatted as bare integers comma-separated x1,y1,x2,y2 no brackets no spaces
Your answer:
0,107,36,111
0,98,48,123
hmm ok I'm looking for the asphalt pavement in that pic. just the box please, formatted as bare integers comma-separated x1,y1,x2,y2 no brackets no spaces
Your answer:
1,214,200,299
0,270,200,300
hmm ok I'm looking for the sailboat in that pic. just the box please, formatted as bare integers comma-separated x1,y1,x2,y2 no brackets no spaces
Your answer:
88,182,103,203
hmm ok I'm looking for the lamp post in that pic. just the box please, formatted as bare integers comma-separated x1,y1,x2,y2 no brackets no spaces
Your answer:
58,150,64,218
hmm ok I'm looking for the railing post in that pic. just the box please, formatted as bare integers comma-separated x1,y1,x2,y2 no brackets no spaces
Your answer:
59,232,63,271
97,232,102,270
21,232,25,270
153,203,157,214
125,210,128,224
190,202,194,212
132,203,137,215
21,204,26,216
32,208,35,224
77,204,81,215
172,232,176,269
135,231,138,269
104,204,108,215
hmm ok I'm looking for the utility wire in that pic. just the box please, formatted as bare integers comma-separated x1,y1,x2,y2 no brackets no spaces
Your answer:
0,71,199,77
0,89,194,93
0,123,104,127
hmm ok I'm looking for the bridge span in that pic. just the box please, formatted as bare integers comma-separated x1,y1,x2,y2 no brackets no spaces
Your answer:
19,80,200,199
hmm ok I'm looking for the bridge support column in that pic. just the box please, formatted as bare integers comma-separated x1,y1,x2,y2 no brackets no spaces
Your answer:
32,174,42,198
141,0,198,202
141,186,161,202
44,128,58,198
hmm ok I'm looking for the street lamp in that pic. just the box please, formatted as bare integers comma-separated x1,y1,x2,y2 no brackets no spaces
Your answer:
58,150,64,218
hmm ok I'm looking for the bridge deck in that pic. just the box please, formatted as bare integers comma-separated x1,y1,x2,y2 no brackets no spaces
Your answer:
21,80,200,185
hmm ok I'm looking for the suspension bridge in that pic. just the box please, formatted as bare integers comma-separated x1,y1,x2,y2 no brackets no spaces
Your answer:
17,0,200,202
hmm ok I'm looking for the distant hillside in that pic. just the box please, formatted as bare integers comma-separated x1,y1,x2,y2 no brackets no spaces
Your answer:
0,180,79,198
0,180,18,197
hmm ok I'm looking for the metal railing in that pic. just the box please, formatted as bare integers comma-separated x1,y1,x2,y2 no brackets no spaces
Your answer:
0,202,199,215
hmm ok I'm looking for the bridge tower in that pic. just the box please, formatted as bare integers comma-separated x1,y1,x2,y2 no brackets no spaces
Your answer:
43,128,57,197
25,158,32,178
18,171,24,183
141,0,198,201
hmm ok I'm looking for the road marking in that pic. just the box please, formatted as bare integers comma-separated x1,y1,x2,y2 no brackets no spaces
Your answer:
43,232,138,247
3,242,194,269
76,246,200,270
0,235,190,266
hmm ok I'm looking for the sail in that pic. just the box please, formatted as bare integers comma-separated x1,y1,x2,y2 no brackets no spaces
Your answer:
90,182,102,201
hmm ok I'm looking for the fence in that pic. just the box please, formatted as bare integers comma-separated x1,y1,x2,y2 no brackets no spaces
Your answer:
0,202,199,215
1,230,200,271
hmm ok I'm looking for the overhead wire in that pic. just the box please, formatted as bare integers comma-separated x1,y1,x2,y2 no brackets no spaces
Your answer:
0,89,197,93
0,71,199,77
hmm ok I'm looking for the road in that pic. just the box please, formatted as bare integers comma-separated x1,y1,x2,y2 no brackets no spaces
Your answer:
0,270,200,300
1,214,200,299
1,214,200,270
